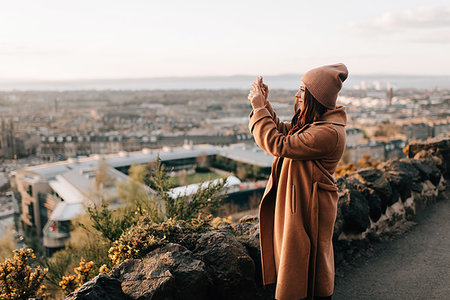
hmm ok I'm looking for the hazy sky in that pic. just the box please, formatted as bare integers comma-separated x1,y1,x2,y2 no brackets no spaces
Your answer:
1,0,449,80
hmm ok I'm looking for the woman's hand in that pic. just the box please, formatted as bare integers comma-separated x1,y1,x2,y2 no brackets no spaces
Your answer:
248,82,266,109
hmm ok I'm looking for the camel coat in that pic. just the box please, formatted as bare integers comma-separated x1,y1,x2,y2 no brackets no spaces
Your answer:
248,102,347,300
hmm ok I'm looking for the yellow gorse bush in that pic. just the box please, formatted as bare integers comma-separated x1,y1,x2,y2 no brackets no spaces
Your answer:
108,215,212,265
59,258,95,295
0,248,48,300
98,264,109,274
211,216,232,228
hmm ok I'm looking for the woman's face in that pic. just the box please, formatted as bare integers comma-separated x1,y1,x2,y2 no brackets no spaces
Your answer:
294,82,305,112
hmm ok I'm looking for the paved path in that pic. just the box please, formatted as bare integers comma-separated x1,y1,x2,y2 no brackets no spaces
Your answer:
334,195,450,300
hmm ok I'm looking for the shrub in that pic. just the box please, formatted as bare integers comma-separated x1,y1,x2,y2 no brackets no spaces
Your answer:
87,198,137,243
0,229,15,261
59,259,95,295
336,162,357,177
108,215,212,265
41,214,112,298
0,248,48,300
150,157,226,221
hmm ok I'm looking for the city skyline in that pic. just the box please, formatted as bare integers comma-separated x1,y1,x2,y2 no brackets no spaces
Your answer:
1,0,450,80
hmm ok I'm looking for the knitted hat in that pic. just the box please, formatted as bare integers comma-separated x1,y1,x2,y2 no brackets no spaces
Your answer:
301,63,348,109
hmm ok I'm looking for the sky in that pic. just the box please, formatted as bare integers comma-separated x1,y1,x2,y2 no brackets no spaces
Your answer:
0,0,449,80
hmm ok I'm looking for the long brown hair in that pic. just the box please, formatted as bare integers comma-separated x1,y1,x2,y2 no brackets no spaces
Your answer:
288,87,328,135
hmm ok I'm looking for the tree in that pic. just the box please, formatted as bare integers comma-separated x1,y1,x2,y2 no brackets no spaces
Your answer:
149,156,226,221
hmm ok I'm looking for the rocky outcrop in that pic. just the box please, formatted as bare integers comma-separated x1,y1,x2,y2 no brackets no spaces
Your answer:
109,243,213,300
67,138,449,300
65,273,130,300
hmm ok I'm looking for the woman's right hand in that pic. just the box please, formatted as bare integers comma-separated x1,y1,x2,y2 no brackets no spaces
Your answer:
248,83,266,109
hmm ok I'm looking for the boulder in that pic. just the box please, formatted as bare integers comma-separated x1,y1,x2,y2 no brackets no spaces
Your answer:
231,222,260,265
408,138,450,178
381,159,421,181
193,230,257,300
353,168,394,212
381,159,421,199
65,273,130,300
337,188,370,234
408,158,442,186
338,176,383,222
109,243,213,300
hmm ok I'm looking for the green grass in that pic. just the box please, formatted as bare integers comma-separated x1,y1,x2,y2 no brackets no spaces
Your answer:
171,171,223,186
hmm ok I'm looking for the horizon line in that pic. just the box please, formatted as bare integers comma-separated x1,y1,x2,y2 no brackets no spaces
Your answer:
2,73,450,82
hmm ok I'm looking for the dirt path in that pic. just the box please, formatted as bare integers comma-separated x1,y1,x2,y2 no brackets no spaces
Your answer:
333,194,450,300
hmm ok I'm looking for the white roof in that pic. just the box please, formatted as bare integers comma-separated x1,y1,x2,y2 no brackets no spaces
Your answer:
219,144,273,167
23,145,221,179
50,202,85,221
169,175,241,198
49,177,85,204
21,144,273,180
48,163,130,205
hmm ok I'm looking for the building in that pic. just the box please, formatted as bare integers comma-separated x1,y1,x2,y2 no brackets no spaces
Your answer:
37,133,253,162
15,144,272,255
346,128,364,147
0,118,40,159
345,139,407,162
402,122,433,141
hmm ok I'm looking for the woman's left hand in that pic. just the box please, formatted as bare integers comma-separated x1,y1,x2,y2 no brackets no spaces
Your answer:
248,83,266,109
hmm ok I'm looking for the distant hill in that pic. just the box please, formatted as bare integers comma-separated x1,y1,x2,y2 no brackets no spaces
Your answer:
1,74,449,91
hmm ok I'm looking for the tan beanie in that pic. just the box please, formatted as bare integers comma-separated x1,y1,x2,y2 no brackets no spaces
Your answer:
301,63,348,109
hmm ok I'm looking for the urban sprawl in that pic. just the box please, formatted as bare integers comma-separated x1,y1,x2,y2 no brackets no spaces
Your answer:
0,84,449,254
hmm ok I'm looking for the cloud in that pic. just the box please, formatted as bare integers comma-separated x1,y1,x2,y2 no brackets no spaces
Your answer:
350,6,450,35
408,28,450,43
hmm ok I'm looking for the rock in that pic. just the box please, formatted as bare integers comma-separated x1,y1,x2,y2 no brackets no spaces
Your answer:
408,138,450,178
337,188,371,234
333,200,344,242
231,222,260,273
193,230,257,300
381,159,421,181
339,177,383,222
238,215,258,224
381,159,421,198
65,273,130,300
232,220,259,237
354,168,394,211
408,158,442,186
110,243,213,300
384,171,413,201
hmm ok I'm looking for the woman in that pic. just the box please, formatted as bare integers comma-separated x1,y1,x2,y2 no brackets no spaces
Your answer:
247,63,348,300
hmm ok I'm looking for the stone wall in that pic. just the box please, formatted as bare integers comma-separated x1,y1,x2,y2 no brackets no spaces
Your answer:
66,138,449,300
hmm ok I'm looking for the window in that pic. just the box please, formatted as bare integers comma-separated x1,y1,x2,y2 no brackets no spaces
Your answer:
28,203,35,225
26,185,33,197
38,193,48,231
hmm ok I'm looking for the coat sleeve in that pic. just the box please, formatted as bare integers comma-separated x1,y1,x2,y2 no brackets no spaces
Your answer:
248,101,291,135
249,108,339,160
